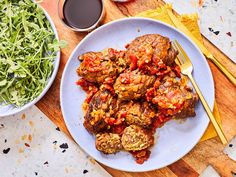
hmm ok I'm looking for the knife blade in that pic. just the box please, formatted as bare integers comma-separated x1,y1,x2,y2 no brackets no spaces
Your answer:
167,9,236,86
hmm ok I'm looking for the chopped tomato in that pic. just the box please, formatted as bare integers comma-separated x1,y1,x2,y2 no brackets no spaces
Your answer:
76,78,97,93
111,124,126,135
172,65,181,78
130,149,151,164
83,56,102,72
129,55,138,71
154,78,161,88
104,117,125,126
108,48,125,58
85,88,98,103
146,88,155,102
101,84,115,95
156,66,171,77
104,77,115,84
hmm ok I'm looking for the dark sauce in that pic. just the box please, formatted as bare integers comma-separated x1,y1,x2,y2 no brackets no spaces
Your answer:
63,0,102,29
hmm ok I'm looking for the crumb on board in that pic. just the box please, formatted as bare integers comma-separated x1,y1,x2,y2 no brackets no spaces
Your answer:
65,167,69,173
29,121,34,127
89,157,96,165
21,113,26,120
28,134,32,142
21,135,27,141
18,148,24,153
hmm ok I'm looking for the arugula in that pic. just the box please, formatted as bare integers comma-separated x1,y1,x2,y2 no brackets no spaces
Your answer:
0,0,63,106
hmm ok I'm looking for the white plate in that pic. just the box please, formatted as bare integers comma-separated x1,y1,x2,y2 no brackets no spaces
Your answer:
0,4,60,117
60,18,214,172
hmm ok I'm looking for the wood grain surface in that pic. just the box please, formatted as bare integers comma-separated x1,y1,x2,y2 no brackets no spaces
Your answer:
36,0,236,176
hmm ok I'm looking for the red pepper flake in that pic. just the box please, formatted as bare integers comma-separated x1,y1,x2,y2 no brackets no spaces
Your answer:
25,143,30,147
226,32,232,37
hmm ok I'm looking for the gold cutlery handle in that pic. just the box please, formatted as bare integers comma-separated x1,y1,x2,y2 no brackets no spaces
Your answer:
188,74,228,144
208,55,236,86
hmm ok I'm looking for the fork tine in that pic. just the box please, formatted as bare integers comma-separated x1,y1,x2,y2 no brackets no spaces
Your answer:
175,57,181,66
172,42,184,64
173,40,192,64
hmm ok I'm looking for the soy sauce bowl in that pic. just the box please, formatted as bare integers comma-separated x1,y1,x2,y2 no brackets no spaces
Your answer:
58,0,105,32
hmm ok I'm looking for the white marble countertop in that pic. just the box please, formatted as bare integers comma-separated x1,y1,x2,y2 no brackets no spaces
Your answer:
0,106,111,177
165,0,236,63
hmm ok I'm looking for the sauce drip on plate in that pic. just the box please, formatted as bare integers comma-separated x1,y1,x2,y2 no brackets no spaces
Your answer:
63,0,102,29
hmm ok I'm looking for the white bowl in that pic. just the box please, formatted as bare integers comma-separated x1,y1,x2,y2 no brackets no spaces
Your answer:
60,17,214,172
0,5,60,117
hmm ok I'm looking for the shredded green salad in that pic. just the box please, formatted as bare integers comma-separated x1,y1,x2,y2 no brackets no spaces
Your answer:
0,0,65,106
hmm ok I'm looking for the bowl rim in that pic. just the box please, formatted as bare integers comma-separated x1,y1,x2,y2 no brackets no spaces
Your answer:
0,4,60,117
60,17,214,172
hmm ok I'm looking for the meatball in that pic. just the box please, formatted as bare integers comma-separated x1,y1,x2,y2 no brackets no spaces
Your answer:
148,76,199,118
95,133,123,154
83,87,118,134
125,34,178,67
114,69,155,100
121,125,154,151
118,101,156,127
77,48,125,84
125,34,178,75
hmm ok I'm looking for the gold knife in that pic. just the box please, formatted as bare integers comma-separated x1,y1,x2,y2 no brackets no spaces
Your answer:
167,9,236,86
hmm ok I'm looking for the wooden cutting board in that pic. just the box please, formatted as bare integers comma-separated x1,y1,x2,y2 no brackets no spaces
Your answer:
37,0,236,176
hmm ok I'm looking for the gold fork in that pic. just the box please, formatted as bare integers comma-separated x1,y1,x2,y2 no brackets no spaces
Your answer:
172,40,228,145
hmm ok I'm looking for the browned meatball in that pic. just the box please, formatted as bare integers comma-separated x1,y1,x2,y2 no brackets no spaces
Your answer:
77,49,126,84
125,34,178,67
148,77,198,118
121,125,154,151
83,87,118,134
95,133,122,154
118,101,156,127
113,69,155,100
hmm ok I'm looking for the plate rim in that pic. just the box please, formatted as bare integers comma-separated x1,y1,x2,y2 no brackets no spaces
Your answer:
60,17,215,172
0,4,60,117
